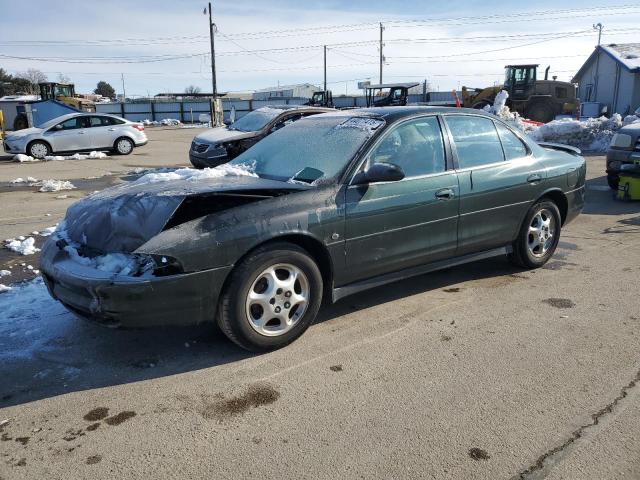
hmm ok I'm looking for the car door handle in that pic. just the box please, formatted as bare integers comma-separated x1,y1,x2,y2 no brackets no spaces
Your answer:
435,188,455,200
78,131,85,134
108,128,116,131
527,174,542,183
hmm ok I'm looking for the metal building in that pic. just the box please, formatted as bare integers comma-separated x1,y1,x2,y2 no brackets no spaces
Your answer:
572,43,640,116
252,83,319,101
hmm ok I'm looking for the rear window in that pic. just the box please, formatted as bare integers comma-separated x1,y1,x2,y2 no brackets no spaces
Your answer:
445,115,504,168
496,123,528,160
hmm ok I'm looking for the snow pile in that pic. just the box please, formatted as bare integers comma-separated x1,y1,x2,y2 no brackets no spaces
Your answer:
0,284,11,293
161,118,181,126
13,151,109,163
38,179,76,192
623,115,640,126
55,221,153,277
13,154,40,163
483,90,530,133
0,270,11,277
527,114,631,152
4,237,40,255
11,176,38,184
132,162,257,185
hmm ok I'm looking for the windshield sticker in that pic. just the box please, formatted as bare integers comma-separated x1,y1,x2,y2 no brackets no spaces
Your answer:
335,117,384,133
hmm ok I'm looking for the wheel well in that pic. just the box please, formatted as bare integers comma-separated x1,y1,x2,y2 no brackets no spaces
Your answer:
539,190,568,225
26,139,51,154
227,234,334,302
113,136,134,148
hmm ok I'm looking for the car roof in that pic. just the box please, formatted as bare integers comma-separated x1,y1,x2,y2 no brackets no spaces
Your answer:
50,112,127,122
311,106,496,122
257,105,334,113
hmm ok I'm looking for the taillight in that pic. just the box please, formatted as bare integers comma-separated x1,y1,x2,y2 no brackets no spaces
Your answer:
131,124,144,132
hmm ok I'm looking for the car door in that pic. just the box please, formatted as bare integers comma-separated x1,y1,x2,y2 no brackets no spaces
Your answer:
87,116,116,149
444,114,546,255
45,116,93,152
342,115,459,285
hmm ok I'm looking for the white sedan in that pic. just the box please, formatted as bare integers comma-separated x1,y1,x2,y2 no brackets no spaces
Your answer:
2,113,148,159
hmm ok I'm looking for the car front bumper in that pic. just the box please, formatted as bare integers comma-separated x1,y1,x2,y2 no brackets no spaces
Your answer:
39,239,233,328
606,148,640,174
189,151,230,168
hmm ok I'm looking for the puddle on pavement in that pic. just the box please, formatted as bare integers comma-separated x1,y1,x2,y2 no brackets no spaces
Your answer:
543,298,576,309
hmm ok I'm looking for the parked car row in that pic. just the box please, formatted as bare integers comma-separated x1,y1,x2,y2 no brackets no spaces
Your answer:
40,107,586,351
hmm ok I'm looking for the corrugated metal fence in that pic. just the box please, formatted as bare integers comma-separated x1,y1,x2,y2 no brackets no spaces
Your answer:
95,91,460,123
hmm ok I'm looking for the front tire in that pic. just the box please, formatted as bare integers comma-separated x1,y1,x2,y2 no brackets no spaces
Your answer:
114,137,134,155
217,242,323,352
27,140,51,159
509,200,561,268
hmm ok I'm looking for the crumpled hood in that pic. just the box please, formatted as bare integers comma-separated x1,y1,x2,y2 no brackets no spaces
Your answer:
193,126,257,144
6,127,43,139
62,174,307,253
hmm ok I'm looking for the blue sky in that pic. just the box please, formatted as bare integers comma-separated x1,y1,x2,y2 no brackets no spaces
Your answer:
1,0,638,97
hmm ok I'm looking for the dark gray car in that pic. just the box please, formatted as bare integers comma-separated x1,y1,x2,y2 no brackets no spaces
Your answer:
189,105,333,168
41,107,585,352
606,120,640,189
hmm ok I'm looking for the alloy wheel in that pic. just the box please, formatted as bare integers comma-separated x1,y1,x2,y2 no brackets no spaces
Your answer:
245,263,310,337
527,208,555,257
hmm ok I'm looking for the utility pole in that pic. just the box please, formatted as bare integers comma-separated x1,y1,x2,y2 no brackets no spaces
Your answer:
207,2,217,98
121,73,126,101
594,22,603,46
323,45,327,93
592,23,604,102
379,22,384,84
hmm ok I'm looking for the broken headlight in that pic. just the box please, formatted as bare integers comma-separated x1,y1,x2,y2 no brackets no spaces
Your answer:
149,254,184,277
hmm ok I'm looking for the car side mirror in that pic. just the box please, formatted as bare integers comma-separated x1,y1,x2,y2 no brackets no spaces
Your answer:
352,162,405,185
53,124,63,131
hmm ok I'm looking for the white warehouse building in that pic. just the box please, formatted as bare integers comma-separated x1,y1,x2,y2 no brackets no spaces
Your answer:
252,83,319,100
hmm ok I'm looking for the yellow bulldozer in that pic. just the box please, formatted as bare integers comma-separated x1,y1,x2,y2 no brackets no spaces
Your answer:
38,82,95,112
462,65,578,123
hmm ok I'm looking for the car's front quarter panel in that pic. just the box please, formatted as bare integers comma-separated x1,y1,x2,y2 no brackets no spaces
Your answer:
136,185,344,277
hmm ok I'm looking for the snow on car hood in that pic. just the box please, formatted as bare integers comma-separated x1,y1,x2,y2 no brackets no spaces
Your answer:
62,166,308,253
193,125,257,144
6,127,43,139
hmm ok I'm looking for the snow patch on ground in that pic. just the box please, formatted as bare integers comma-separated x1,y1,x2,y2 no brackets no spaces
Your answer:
132,162,257,185
4,237,40,255
38,179,76,192
0,284,11,293
13,151,109,163
0,278,72,360
0,270,11,277
40,225,57,237
483,90,531,133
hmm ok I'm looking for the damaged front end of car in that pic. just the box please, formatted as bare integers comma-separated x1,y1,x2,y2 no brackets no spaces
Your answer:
40,174,308,327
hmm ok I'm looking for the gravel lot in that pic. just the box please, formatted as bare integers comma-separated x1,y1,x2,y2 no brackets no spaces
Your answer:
1,127,639,479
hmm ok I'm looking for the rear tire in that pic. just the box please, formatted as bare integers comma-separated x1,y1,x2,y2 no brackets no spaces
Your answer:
607,174,619,190
509,200,561,269
27,140,51,159
526,101,555,123
217,242,323,352
114,137,134,155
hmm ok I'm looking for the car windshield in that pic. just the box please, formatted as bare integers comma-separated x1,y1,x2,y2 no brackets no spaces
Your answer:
229,115,383,184
229,107,284,132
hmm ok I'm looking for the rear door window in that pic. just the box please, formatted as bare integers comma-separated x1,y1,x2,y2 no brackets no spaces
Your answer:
495,122,528,160
445,115,505,169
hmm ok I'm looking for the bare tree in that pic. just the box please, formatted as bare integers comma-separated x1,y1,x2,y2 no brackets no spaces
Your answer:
57,73,72,83
16,69,48,94
184,85,202,95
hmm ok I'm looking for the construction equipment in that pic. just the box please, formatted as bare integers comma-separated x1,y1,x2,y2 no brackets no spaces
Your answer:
38,82,95,112
306,90,334,108
462,65,578,123
365,83,419,107
11,82,95,130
